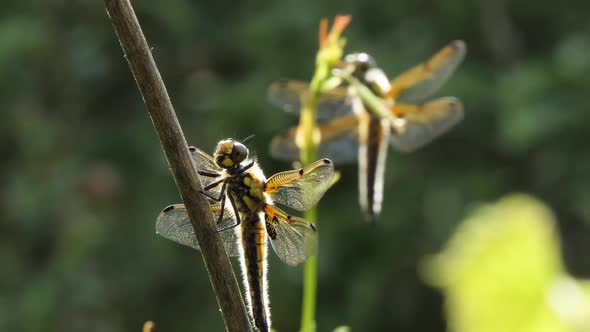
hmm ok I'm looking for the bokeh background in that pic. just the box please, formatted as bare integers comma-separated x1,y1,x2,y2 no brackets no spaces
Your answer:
3,0,590,331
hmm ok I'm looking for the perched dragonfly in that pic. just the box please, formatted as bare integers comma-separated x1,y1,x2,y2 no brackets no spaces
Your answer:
268,40,466,224
156,139,334,332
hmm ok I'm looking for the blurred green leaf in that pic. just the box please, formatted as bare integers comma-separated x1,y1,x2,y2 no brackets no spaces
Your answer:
422,194,590,332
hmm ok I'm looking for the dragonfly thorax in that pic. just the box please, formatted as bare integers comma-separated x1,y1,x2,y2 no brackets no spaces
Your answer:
228,166,267,214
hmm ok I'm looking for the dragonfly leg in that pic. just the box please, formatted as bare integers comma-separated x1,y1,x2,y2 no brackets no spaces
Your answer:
212,193,241,234
198,170,220,178
242,161,254,171
204,178,224,191
215,192,227,226
228,161,254,179
198,181,227,202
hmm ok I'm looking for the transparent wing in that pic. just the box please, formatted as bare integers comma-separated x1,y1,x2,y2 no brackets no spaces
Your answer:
155,203,240,256
268,127,303,162
269,113,360,164
189,146,216,170
189,146,223,196
264,205,318,266
389,97,464,152
268,80,353,121
265,159,335,211
388,40,466,103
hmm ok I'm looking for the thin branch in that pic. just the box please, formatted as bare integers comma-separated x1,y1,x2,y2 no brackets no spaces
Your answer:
103,1,252,331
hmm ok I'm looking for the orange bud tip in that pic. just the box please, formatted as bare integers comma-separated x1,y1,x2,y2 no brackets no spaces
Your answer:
331,15,352,36
319,18,328,48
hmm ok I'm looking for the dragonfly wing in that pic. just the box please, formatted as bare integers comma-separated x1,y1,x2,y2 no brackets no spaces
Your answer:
265,205,318,266
267,80,353,121
189,146,217,170
389,97,464,152
189,146,223,196
269,114,360,164
316,113,360,163
267,80,308,114
389,40,466,103
155,203,240,257
265,159,335,211
268,127,302,162
317,131,359,164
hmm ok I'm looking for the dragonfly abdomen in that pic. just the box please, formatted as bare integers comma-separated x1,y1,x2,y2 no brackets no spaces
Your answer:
239,212,270,332
359,112,390,224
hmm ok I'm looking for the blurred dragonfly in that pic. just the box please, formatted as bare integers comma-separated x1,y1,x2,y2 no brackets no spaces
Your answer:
156,139,334,332
268,40,466,223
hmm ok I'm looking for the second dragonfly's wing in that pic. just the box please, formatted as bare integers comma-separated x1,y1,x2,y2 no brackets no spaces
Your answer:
269,113,360,164
389,97,464,152
155,203,240,257
264,205,318,266
265,159,335,211
268,80,353,121
388,40,466,104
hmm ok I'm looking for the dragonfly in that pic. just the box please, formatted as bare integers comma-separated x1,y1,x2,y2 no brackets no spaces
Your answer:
155,139,334,332
268,40,466,224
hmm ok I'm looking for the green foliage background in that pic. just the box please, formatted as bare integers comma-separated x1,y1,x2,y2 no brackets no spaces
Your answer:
2,1,590,331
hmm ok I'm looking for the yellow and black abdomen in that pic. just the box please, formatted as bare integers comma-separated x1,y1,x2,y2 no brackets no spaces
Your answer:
239,211,270,332
229,171,271,331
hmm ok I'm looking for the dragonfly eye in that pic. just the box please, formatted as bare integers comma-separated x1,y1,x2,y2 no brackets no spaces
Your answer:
231,142,249,163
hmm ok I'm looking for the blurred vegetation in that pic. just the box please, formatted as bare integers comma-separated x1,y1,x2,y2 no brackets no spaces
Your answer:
422,194,590,332
2,0,590,331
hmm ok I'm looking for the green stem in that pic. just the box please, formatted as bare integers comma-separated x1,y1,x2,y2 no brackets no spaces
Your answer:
299,95,319,332
300,208,317,332
298,17,349,331
298,61,324,331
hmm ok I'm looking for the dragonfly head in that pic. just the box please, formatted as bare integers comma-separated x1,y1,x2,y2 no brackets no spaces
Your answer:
344,52,377,78
344,52,391,95
214,138,249,169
